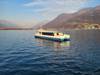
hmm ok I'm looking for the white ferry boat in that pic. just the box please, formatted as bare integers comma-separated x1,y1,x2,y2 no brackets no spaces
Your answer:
34,29,70,42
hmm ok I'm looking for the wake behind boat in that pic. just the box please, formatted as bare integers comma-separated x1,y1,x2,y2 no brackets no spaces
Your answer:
34,29,70,42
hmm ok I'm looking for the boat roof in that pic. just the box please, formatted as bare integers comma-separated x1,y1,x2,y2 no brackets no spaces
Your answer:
38,29,58,33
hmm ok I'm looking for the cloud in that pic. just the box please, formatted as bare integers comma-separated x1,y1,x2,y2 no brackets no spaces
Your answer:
23,0,89,20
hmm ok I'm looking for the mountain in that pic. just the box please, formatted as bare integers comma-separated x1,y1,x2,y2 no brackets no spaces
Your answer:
41,13,73,29
33,21,49,29
43,5,100,29
0,20,17,27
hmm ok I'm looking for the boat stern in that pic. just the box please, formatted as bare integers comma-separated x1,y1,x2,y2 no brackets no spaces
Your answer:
59,34,70,42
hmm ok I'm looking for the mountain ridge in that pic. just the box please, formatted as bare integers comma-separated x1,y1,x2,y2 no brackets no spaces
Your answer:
42,5,100,29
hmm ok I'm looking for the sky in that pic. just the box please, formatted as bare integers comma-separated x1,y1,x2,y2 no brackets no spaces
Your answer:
0,0,100,27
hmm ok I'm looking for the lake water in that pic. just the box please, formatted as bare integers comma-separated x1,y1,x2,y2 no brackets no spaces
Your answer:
0,30,100,75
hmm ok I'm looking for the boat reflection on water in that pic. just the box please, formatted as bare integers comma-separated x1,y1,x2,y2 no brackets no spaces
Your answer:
35,38,70,50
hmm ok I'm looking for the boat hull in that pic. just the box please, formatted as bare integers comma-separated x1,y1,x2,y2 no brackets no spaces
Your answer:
34,35,70,42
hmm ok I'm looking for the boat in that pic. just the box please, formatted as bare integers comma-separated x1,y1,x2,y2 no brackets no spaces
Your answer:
34,29,70,42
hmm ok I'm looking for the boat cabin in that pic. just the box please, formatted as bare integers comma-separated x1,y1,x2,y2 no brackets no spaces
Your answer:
38,30,64,36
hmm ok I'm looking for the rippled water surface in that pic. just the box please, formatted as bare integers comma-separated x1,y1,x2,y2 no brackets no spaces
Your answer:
0,30,100,75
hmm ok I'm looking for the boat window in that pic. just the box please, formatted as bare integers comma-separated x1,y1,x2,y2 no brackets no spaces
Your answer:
42,32,54,36
57,33,59,35
56,33,64,36
39,32,41,34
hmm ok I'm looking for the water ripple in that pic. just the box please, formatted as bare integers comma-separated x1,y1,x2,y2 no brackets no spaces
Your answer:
0,30,100,75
